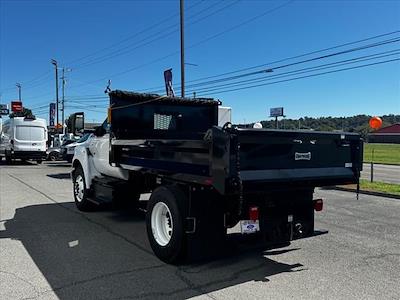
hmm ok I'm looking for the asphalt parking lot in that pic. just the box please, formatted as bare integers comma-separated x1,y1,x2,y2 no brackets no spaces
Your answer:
1,161,400,300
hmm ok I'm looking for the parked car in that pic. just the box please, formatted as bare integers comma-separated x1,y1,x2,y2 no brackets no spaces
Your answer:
61,133,92,162
46,147,61,161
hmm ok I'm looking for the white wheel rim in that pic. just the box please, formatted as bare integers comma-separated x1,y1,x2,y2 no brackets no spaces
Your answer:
151,202,173,246
74,175,84,202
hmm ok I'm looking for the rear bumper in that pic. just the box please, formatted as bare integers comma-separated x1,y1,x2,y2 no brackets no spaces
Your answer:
10,150,47,160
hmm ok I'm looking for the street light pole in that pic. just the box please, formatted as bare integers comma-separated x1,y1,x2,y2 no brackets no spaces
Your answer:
61,68,65,134
16,83,21,102
180,0,185,98
61,68,71,135
51,59,59,128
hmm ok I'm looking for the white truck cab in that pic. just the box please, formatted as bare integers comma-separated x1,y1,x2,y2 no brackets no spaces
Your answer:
72,120,128,190
0,116,47,163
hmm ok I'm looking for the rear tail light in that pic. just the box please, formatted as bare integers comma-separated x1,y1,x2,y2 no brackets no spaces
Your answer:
249,206,259,221
204,178,213,186
313,199,323,211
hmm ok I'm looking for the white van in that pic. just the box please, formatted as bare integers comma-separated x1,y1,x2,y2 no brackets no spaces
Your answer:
0,116,48,164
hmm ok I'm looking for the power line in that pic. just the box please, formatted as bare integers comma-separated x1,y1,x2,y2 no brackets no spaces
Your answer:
71,1,238,69
65,105,106,114
141,30,400,92
188,50,400,94
187,30,400,84
66,0,205,67
196,58,400,96
1,1,205,95
1,71,51,93
152,37,400,93
69,0,292,88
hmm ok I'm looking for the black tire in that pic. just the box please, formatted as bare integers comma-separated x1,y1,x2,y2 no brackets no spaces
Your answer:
5,152,12,164
72,165,96,211
146,185,188,264
49,152,58,161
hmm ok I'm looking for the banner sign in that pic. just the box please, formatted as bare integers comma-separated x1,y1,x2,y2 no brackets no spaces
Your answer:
164,69,175,97
49,103,56,126
270,107,284,117
11,101,23,113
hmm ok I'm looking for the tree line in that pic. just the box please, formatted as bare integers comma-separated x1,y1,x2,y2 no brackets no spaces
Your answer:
253,114,400,138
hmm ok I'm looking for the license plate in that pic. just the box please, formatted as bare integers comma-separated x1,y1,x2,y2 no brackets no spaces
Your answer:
240,220,260,234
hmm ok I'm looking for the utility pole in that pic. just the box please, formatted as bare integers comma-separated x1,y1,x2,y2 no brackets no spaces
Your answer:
180,0,185,98
51,59,59,128
62,68,65,133
61,68,71,134
16,83,21,102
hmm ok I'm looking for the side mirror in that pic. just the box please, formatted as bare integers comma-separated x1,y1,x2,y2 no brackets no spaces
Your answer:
94,126,106,137
67,112,84,135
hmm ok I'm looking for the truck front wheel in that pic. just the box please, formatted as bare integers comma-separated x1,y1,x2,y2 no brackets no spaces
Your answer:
146,186,187,264
73,166,96,211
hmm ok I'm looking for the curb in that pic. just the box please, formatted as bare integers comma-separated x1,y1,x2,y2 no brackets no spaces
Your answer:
322,186,400,200
363,162,400,167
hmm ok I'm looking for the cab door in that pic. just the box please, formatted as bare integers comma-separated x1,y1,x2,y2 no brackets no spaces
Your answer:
89,121,128,180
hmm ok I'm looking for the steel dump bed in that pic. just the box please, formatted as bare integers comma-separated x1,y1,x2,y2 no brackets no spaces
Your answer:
109,91,363,195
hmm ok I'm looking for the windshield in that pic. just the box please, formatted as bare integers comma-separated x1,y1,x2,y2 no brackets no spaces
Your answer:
15,126,45,141
77,133,91,143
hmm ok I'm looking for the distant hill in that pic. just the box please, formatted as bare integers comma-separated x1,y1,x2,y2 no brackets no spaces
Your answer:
255,114,400,139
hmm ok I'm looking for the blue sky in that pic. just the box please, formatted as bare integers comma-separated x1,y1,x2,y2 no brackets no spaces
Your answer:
1,0,399,124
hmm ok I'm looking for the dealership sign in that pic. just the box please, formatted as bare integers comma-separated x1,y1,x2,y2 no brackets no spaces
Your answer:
270,107,284,117
11,101,23,113
0,104,9,115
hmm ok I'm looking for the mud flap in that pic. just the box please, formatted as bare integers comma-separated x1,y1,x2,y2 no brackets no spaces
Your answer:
184,188,227,262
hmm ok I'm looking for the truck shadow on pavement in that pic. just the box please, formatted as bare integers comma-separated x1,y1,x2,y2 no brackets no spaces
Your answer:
0,160,38,166
0,202,306,300
46,173,71,180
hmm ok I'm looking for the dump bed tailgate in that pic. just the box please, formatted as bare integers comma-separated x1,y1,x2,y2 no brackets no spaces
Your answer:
235,128,363,185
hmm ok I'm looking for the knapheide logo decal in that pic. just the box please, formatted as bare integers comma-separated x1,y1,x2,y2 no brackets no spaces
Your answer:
295,152,311,160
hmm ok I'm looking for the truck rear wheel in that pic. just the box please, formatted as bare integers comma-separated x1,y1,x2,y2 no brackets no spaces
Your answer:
73,166,96,211
146,185,187,264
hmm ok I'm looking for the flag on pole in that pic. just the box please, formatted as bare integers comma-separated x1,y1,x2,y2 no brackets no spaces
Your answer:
49,103,56,126
164,69,175,97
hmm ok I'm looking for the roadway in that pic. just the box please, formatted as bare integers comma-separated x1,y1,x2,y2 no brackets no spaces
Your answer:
1,161,399,299
361,163,400,184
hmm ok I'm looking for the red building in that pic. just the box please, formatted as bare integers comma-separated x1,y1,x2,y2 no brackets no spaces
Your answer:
368,123,400,144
